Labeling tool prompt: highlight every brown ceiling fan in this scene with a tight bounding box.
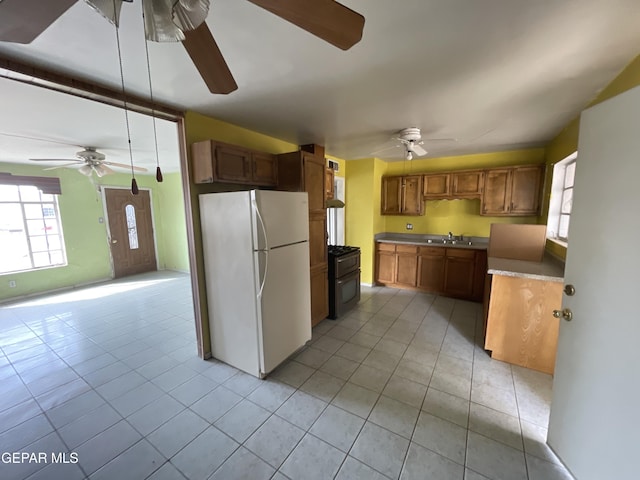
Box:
[0,0,365,95]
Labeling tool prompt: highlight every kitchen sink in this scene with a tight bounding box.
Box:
[425,238,473,246]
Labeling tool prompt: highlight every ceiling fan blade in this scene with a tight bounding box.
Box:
[30,158,82,162]
[42,162,84,171]
[182,22,238,94]
[246,0,364,50]
[411,144,428,157]
[103,161,148,172]
[0,0,78,43]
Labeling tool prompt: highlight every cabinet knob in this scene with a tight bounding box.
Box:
[552,308,573,321]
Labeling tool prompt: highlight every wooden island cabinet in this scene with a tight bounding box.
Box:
[484,274,563,374]
[375,242,486,301]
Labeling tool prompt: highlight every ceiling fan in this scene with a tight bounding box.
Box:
[0,0,365,95]
[30,147,148,177]
[370,127,445,160]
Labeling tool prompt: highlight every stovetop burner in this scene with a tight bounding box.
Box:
[328,245,360,257]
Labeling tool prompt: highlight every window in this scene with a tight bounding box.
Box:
[0,184,67,274]
[547,152,577,243]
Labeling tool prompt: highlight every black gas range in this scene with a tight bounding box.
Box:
[327,245,361,319]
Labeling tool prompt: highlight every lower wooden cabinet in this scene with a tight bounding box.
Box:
[395,245,419,287]
[375,242,486,301]
[417,247,445,292]
[443,249,475,298]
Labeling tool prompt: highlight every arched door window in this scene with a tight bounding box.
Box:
[125,204,139,249]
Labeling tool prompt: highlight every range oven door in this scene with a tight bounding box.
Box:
[335,268,361,317]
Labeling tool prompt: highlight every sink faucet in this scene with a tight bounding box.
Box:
[448,231,453,240]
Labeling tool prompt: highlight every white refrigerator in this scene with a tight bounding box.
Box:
[199,190,312,378]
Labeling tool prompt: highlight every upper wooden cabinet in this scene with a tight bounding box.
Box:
[481,165,544,216]
[423,170,484,200]
[325,167,335,200]
[381,175,424,215]
[423,173,451,198]
[276,151,326,213]
[191,140,277,187]
[452,170,484,198]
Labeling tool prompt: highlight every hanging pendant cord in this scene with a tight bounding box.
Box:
[113,0,136,181]
[141,1,161,172]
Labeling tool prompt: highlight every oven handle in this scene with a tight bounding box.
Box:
[337,269,360,284]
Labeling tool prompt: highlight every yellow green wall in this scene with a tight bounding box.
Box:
[543,53,640,259]
[0,163,188,302]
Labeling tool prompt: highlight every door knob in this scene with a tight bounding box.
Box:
[564,284,576,296]
[553,308,573,321]
[111,239,118,244]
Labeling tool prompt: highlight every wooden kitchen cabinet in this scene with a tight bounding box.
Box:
[395,245,419,287]
[381,176,424,215]
[191,140,277,186]
[451,170,484,198]
[481,165,544,216]
[423,173,451,198]
[417,246,445,292]
[325,167,335,200]
[277,149,328,326]
[443,248,475,298]
[375,242,486,301]
[375,243,397,284]
[484,274,562,374]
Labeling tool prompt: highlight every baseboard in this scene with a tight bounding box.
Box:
[0,276,112,305]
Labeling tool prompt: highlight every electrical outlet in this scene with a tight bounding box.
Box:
[8,280,16,288]
[406,223,413,230]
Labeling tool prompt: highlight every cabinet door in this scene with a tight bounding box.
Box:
[417,253,445,292]
[444,249,475,298]
[375,249,397,284]
[481,169,511,215]
[303,153,326,213]
[452,171,484,197]
[191,140,214,183]
[215,145,252,183]
[325,168,335,200]
[423,173,451,198]
[308,213,327,269]
[510,165,543,215]
[310,266,328,327]
[252,152,277,186]
[402,175,424,215]
[395,245,419,287]
[381,177,402,215]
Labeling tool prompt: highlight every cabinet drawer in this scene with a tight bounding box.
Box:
[446,248,476,259]
[396,244,418,254]
[419,246,445,256]
[377,242,397,252]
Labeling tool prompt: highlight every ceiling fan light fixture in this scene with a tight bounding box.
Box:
[406,151,413,161]
[78,164,93,176]
[94,164,109,177]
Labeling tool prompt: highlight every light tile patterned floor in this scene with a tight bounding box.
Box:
[0,272,574,479]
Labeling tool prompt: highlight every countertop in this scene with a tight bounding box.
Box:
[374,232,489,250]
[487,254,565,282]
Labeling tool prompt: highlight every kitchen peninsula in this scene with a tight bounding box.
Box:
[483,253,565,374]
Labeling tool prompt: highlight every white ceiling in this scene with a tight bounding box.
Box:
[1,0,639,169]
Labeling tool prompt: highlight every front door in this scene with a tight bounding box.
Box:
[104,188,157,278]
[548,86,640,479]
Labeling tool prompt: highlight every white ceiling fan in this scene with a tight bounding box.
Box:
[30,147,148,177]
[371,127,455,160]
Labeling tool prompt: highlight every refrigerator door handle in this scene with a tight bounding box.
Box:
[253,199,269,297]
[257,250,269,298]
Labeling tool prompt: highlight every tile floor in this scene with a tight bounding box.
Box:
[0,271,574,480]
